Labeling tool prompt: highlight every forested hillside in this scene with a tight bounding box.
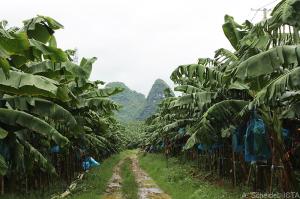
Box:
[138,79,174,120]
[106,82,146,121]
[106,79,173,121]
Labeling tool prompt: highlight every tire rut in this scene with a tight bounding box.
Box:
[130,155,171,199]
[102,160,124,199]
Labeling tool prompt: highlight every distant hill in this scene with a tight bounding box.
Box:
[106,82,146,121]
[137,79,174,120]
[106,79,173,121]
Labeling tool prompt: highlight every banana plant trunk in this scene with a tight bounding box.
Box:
[270,129,296,191]
[261,108,297,191]
[0,176,4,195]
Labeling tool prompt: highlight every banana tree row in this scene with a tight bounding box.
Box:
[0,16,125,193]
[142,0,300,192]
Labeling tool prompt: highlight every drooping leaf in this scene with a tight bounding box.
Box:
[79,57,97,79]
[0,155,7,175]
[269,0,300,29]
[174,85,203,94]
[253,67,300,106]
[48,35,57,47]
[4,96,77,127]
[16,135,56,174]
[235,45,300,81]
[0,127,8,139]
[0,58,10,78]
[23,15,63,43]
[169,92,216,109]
[80,87,124,98]
[24,60,92,82]
[281,101,300,119]
[0,30,30,58]
[222,15,246,50]
[80,97,119,112]
[184,100,249,149]
[0,69,70,101]
[215,48,238,61]
[171,64,228,86]
[0,108,69,146]
[29,39,68,62]
[163,119,195,132]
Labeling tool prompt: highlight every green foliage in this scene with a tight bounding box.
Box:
[141,0,300,191]
[143,0,300,152]
[185,100,249,149]
[0,155,7,175]
[222,15,247,50]
[0,108,69,146]
[0,15,125,194]
[235,45,300,82]
[121,121,147,149]
[269,0,300,29]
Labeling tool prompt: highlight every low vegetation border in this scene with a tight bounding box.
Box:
[138,152,245,199]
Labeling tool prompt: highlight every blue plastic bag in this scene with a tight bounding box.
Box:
[178,128,186,135]
[232,128,243,153]
[50,145,60,153]
[283,128,291,147]
[160,142,165,149]
[244,114,271,162]
[197,144,208,151]
[82,160,90,171]
[82,157,100,170]
[88,157,100,167]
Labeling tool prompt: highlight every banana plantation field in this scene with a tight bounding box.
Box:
[1,0,300,198]
[0,15,126,197]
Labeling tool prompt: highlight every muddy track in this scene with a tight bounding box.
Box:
[130,154,171,199]
[102,153,171,199]
[102,160,124,199]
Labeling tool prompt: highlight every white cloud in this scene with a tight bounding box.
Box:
[1,0,279,95]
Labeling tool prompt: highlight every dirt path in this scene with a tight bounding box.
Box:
[102,160,124,199]
[130,154,171,199]
[102,152,171,199]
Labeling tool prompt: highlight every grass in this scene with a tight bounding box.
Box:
[71,153,123,199]
[138,152,244,199]
[71,150,135,199]
[120,158,138,199]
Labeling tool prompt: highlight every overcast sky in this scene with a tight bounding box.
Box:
[1,0,279,95]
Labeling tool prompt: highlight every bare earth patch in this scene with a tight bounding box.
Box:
[130,155,171,199]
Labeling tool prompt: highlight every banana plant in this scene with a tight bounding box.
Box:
[0,15,126,193]
[142,0,300,191]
